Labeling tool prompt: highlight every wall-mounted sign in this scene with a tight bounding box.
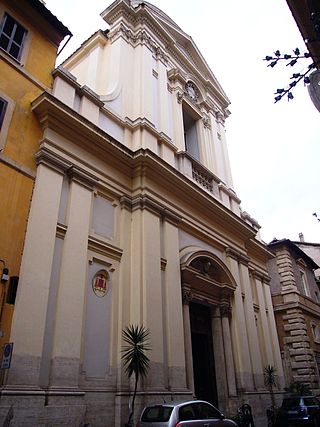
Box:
[92,270,109,298]
[308,69,320,113]
[1,342,13,369]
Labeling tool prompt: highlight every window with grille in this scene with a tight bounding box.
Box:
[0,13,27,61]
[0,97,8,130]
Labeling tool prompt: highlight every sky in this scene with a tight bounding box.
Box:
[46,0,320,244]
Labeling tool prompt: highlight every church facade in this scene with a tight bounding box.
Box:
[4,1,284,425]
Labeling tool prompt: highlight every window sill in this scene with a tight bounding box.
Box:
[0,47,22,66]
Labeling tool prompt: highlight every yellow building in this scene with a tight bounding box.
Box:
[0,0,71,350]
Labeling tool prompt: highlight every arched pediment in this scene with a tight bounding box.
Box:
[180,247,236,305]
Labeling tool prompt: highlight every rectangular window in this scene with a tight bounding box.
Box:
[300,270,310,297]
[183,107,200,161]
[0,13,27,61]
[312,324,320,343]
[0,97,8,130]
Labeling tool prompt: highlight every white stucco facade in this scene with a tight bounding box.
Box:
[4,1,283,426]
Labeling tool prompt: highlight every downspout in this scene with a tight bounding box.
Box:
[57,33,73,57]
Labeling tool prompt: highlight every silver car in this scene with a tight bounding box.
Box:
[137,399,238,426]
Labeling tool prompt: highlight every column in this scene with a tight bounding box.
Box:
[227,254,254,391]
[163,218,186,390]
[182,289,194,394]
[220,304,237,397]
[50,175,93,387]
[8,163,64,386]
[211,307,228,409]
[239,262,264,389]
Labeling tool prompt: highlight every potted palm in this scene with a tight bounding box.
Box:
[121,324,150,427]
[264,365,277,426]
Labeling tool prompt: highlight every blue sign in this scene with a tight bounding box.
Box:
[1,343,13,369]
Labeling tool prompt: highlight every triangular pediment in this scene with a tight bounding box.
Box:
[141,2,228,100]
[102,0,229,105]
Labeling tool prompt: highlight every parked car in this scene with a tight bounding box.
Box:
[275,395,320,426]
[137,399,238,426]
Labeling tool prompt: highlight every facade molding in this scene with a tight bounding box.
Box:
[35,146,72,174]
[56,223,67,239]
[88,235,123,261]
[119,194,182,225]
[67,165,99,191]
[108,23,169,65]
[225,247,250,265]
[249,267,270,284]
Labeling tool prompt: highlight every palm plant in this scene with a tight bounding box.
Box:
[264,365,277,408]
[121,324,150,426]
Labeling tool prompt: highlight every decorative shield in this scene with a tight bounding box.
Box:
[92,270,109,297]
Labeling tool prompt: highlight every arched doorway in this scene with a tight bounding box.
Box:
[180,251,236,407]
[190,301,217,405]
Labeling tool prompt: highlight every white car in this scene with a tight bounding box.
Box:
[137,400,238,427]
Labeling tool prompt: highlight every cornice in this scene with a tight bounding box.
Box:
[249,267,270,284]
[225,247,250,265]
[130,150,256,242]
[35,145,99,190]
[31,93,257,244]
[124,116,176,151]
[88,235,123,261]
[246,238,275,264]
[67,165,99,191]
[119,194,182,225]
[35,145,72,174]
[31,91,133,167]
[108,23,169,65]
[53,67,104,108]
[161,258,167,271]
[56,223,67,239]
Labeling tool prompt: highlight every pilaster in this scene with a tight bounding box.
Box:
[211,306,228,410]
[8,164,64,386]
[182,288,194,394]
[163,218,186,390]
[220,304,237,397]
[50,178,92,387]
[226,254,254,391]
[239,262,264,389]
[253,272,274,366]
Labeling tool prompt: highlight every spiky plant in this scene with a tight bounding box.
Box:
[121,324,150,426]
[264,365,277,408]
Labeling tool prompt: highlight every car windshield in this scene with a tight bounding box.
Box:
[141,405,174,422]
[303,397,319,406]
[282,398,301,408]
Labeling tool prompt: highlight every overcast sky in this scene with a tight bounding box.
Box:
[46,0,320,244]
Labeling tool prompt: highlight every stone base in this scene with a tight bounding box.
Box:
[0,387,287,426]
